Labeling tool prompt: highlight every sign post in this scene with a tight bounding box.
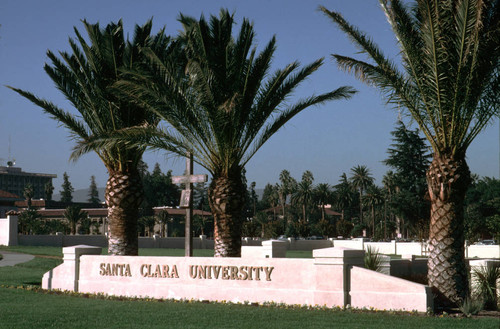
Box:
[172,152,208,257]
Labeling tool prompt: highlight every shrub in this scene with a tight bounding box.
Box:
[364,246,382,272]
[459,297,483,317]
[471,265,500,310]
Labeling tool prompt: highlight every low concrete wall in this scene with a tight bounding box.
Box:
[467,245,500,259]
[0,215,18,246]
[350,267,432,311]
[43,246,432,312]
[15,232,499,259]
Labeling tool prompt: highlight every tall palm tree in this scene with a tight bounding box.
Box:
[350,165,375,225]
[334,173,354,221]
[293,175,315,222]
[115,10,356,256]
[382,171,397,238]
[364,185,384,237]
[315,183,332,221]
[321,0,500,306]
[9,20,173,255]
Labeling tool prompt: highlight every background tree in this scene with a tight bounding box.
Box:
[63,205,88,235]
[315,183,332,221]
[293,171,315,223]
[384,121,431,238]
[464,176,500,242]
[117,9,355,256]
[333,173,356,222]
[364,185,384,238]
[143,163,180,210]
[10,20,173,255]
[60,172,74,203]
[277,170,297,227]
[322,0,500,306]
[44,181,54,201]
[88,175,100,205]
[23,184,34,209]
[18,209,42,234]
[350,165,374,226]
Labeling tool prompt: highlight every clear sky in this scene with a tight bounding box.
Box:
[0,0,498,193]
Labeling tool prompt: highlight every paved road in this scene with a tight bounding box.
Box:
[0,251,34,267]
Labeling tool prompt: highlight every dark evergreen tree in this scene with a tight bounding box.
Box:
[465,176,500,242]
[88,175,100,205]
[143,163,180,209]
[383,121,431,238]
[60,172,74,203]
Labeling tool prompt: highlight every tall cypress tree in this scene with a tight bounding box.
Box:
[60,172,74,203]
[88,175,100,205]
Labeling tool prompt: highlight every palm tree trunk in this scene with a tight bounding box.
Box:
[426,154,470,308]
[105,170,143,256]
[359,189,363,225]
[209,174,246,257]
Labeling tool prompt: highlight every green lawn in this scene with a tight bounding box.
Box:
[0,245,312,258]
[0,246,498,329]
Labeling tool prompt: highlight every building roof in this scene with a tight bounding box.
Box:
[153,207,212,217]
[0,166,57,178]
[0,190,22,200]
[32,207,212,218]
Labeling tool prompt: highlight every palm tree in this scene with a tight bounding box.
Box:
[23,184,34,210]
[293,175,315,222]
[321,0,500,306]
[364,185,384,237]
[334,173,354,221]
[350,165,375,225]
[64,205,88,235]
[382,171,397,238]
[9,20,173,255]
[277,170,297,225]
[115,10,356,257]
[315,183,332,221]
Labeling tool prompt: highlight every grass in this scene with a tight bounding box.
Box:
[0,245,312,258]
[1,246,498,328]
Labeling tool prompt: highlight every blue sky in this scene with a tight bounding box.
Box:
[0,0,498,192]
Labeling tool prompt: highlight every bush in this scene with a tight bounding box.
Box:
[364,246,382,272]
[459,297,484,317]
[471,265,500,310]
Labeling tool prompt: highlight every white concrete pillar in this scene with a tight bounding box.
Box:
[313,247,365,306]
[42,245,102,292]
[0,215,18,246]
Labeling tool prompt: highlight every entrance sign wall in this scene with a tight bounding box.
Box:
[42,245,432,312]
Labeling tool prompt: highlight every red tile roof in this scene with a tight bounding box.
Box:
[0,190,21,199]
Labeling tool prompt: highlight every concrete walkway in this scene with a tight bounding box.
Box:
[0,251,34,267]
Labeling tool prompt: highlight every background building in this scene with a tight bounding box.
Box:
[0,164,56,199]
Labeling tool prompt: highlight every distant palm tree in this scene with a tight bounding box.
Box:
[350,165,374,225]
[315,183,332,221]
[382,171,397,238]
[277,170,297,225]
[293,178,315,222]
[113,10,356,256]
[9,20,174,255]
[23,184,34,210]
[321,0,500,306]
[364,185,384,237]
[333,173,354,221]
[63,205,88,235]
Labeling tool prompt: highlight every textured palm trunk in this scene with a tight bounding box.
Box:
[105,170,143,256]
[209,174,246,257]
[426,154,470,308]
